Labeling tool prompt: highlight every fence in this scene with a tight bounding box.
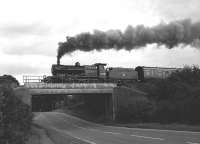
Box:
[23,75,46,83]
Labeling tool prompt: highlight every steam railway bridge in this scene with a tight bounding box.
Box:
[23,76,147,121]
[23,76,118,120]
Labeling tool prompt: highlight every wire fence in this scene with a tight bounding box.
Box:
[23,75,46,83]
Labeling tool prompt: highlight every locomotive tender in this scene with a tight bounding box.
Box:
[43,62,180,83]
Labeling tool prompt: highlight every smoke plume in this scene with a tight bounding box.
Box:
[57,19,200,64]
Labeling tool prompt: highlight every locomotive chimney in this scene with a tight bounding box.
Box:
[57,57,60,65]
[57,42,63,65]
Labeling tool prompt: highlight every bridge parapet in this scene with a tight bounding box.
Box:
[24,82,117,89]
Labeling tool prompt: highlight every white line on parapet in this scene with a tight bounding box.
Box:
[130,134,164,140]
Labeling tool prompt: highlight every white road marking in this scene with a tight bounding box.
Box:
[108,125,200,134]
[130,134,164,140]
[71,135,97,144]
[62,129,97,144]
[74,125,85,129]
[89,129,99,131]
[186,142,200,144]
[104,131,122,135]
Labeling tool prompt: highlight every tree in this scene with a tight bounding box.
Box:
[0,75,32,144]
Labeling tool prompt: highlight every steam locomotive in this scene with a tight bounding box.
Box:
[43,62,180,83]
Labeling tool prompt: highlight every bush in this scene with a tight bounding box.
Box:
[148,66,200,124]
[0,75,19,88]
[0,77,33,144]
[116,99,154,123]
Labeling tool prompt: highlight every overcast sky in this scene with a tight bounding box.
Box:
[0,0,200,83]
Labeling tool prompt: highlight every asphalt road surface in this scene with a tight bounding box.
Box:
[34,112,200,144]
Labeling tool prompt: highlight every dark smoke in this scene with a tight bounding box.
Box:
[57,19,200,64]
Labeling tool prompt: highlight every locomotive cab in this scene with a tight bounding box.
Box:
[135,66,144,82]
[94,63,107,79]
